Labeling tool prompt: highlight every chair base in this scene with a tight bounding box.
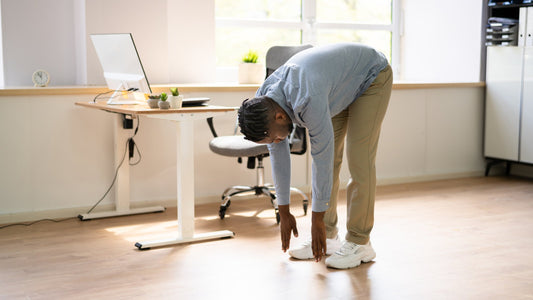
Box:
[218,184,309,224]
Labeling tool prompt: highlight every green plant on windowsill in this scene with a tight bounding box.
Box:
[242,50,259,64]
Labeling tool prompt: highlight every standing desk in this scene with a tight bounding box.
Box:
[75,102,236,249]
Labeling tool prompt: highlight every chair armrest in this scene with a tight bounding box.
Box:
[206,117,218,138]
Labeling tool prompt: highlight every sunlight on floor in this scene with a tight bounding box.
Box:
[105,220,179,242]
[199,215,220,221]
[104,207,281,243]
[199,209,277,220]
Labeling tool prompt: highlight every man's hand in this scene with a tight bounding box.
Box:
[278,204,298,252]
[311,211,327,262]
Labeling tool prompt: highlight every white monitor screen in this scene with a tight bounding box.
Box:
[90,33,151,103]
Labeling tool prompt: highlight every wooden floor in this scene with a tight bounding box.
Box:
[1,176,532,299]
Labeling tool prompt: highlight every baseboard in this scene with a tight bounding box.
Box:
[0,199,177,225]
[376,171,485,186]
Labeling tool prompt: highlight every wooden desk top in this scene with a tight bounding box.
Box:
[75,101,237,115]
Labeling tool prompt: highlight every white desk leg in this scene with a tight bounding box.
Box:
[135,119,234,250]
[177,119,195,239]
[79,114,165,220]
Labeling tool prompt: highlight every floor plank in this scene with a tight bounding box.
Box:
[0,176,532,299]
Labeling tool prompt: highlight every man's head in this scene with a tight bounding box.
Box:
[238,96,293,144]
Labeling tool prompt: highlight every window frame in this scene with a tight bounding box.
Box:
[215,0,402,80]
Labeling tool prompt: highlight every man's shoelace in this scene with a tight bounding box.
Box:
[338,241,358,254]
[300,236,339,248]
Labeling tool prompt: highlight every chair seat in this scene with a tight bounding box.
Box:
[209,135,304,157]
[209,135,270,157]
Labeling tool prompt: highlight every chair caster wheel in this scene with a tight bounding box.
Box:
[219,200,231,219]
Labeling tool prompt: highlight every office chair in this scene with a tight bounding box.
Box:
[207,44,312,224]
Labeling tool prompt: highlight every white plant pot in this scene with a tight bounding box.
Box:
[238,63,265,84]
[169,95,183,109]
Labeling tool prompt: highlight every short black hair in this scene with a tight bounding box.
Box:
[238,96,276,142]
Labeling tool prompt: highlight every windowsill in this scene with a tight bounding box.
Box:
[0,82,485,96]
[391,81,485,89]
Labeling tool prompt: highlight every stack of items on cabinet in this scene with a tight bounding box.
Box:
[488,0,533,6]
[486,17,519,46]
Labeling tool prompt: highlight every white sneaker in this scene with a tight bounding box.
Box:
[288,235,342,260]
[325,241,376,269]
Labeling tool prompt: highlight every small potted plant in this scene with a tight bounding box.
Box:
[158,92,170,109]
[147,94,160,108]
[169,87,183,109]
[238,49,265,84]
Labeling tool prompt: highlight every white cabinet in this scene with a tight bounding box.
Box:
[521,47,533,163]
[484,6,533,173]
[484,47,523,161]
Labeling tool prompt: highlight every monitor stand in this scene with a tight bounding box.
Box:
[107,84,145,105]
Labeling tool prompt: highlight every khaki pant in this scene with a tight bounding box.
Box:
[325,65,393,245]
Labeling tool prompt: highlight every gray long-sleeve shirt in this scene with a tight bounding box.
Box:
[255,43,389,212]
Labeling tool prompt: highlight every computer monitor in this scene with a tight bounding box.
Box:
[90,33,152,104]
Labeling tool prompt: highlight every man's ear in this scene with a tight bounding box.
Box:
[274,111,286,121]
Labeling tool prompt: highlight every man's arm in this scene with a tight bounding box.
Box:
[268,139,298,252]
[297,98,335,213]
[267,139,291,206]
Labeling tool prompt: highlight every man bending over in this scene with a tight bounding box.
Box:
[238,43,392,269]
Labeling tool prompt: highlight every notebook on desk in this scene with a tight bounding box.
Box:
[182,97,210,106]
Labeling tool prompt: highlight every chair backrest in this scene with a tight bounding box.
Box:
[289,125,307,155]
[265,45,313,79]
[265,45,313,156]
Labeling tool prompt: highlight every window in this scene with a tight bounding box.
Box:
[215,0,400,81]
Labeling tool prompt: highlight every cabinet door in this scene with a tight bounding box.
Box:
[484,46,524,161]
[520,47,533,163]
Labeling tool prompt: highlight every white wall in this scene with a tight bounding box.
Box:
[0,89,253,216]
[0,86,486,222]
[0,0,77,86]
[400,0,484,82]
[375,87,485,182]
[73,0,87,85]
[208,0,484,83]
[0,0,215,87]
[166,0,216,83]
[85,0,216,85]
[85,0,169,85]
[0,2,4,85]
